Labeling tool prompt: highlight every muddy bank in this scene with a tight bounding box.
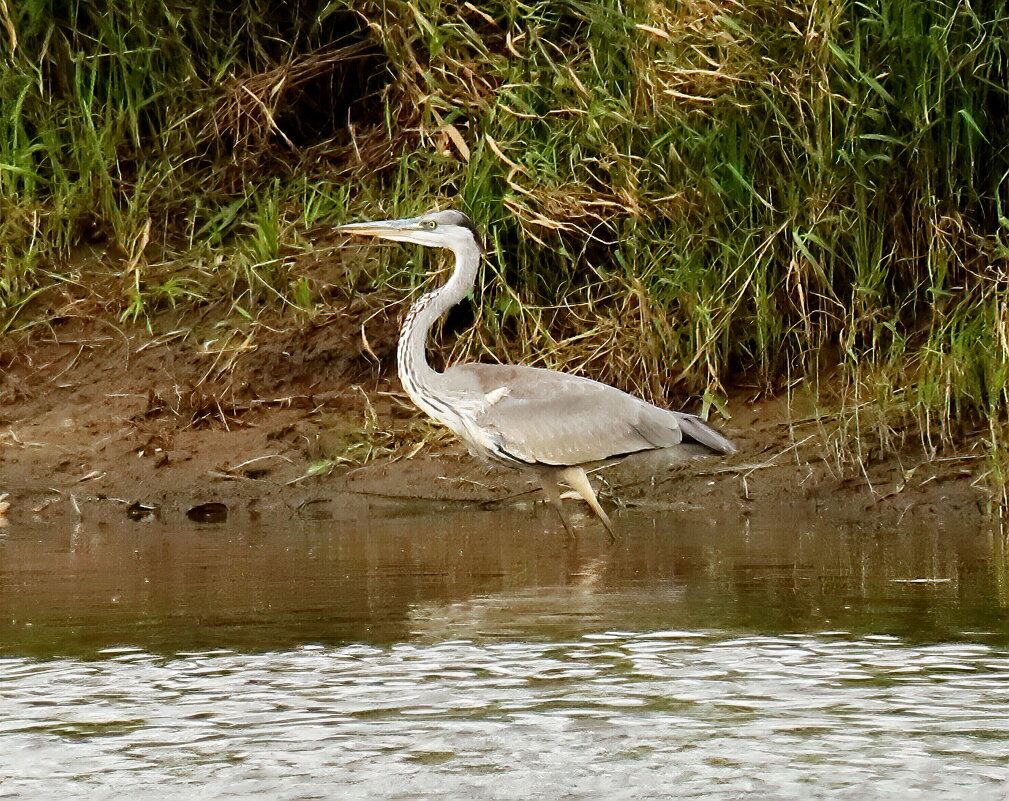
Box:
[0,312,992,534]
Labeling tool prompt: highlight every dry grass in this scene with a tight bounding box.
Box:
[206,41,374,162]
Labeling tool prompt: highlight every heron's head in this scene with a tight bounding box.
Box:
[336,209,483,254]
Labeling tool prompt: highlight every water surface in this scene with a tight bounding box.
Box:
[2,506,1008,798]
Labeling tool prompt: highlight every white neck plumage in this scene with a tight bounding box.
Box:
[396,231,483,418]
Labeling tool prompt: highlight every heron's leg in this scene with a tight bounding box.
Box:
[536,469,576,539]
[559,466,616,542]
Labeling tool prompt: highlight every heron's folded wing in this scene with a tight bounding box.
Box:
[449,364,684,465]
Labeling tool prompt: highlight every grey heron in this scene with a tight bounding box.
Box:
[336,209,736,537]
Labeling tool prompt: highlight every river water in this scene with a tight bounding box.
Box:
[2,504,1009,799]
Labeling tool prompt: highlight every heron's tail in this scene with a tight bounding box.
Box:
[672,412,737,455]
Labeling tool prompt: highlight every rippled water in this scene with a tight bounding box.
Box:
[2,504,1009,799]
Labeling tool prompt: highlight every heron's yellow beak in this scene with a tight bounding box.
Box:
[335,218,419,239]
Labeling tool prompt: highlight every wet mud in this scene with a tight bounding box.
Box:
[0,314,992,534]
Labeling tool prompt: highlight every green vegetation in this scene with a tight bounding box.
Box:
[1,1,1008,485]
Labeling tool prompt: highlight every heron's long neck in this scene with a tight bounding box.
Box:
[397,236,481,408]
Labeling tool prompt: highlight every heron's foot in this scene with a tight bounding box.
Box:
[536,472,578,541]
[557,514,578,542]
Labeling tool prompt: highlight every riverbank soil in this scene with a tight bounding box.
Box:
[0,307,992,534]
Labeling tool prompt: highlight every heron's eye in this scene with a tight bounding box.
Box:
[421,220,438,231]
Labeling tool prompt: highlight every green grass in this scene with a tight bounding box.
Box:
[1,0,1008,481]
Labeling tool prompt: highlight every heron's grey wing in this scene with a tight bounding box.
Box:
[444,364,693,465]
